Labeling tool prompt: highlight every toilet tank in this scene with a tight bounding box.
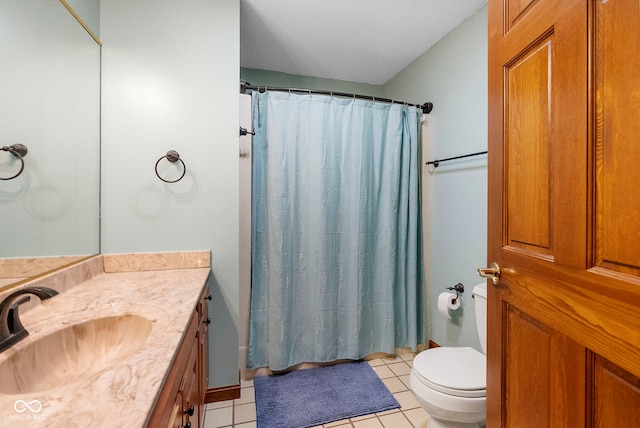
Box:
[472,282,488,354]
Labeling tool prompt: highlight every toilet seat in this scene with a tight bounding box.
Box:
[413,347,486,398]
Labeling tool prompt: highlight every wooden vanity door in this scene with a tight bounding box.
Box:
[487,0,640,426]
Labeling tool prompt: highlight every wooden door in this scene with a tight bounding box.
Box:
[487,0,640,426]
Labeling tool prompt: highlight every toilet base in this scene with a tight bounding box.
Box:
[410,369,485,428]
[428,416,485,428]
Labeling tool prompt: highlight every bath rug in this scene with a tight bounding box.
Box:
[253,360,400,428]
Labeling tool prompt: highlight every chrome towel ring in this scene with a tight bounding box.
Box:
[1,144,28,180]
[155,150,186,183]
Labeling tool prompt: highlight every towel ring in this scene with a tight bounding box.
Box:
[1,144,28,180]
[155,150,186,183]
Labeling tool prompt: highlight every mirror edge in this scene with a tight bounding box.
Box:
[0,254,100,293]
[59,0,101,46]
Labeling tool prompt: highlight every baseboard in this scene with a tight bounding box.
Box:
[428,340,440,349]
[206,384,241,403]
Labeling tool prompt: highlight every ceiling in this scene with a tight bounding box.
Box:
[240,0,487,86]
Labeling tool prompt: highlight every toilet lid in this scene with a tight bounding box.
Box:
[413,347,486,398]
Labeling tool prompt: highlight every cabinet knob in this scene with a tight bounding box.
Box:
[184,405,195,416]
[182,422,191,428]
[204,318,211,325]
[206,294,212,301]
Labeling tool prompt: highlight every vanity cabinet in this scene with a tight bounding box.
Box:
[147,285,210,428]
[197,288,210,424]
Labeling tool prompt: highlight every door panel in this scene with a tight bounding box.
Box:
[506,0,540,30]
[504,306,586,427]
[504,306,551,425]
[594,0,640,276]
[593,356,640,426]
[505,38,552,257]
[488,0,640,425]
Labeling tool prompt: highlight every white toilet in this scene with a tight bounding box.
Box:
[410,283,487,428]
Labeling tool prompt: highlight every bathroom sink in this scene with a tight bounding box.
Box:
[0,314,152,394]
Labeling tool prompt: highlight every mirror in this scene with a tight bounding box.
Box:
[62,0,100,42]
[0,0,101,290]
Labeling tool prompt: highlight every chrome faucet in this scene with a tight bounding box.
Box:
[0,287,58,353]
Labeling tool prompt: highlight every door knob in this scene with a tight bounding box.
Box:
[478,262,501,285]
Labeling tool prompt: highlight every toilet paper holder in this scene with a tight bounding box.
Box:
[446,283,464,304]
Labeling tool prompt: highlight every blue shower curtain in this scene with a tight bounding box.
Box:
[248,91,424,371]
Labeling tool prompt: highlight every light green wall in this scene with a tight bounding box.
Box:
[241,67,386,98]
[100,0,240,388]
[385,5,488,351]
[97,2,487,389]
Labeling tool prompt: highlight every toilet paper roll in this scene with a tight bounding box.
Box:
[437,292,461,319]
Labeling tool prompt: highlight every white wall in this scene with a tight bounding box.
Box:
[384,5,488,350]
[100,0,240,387]
[240,67,386,98]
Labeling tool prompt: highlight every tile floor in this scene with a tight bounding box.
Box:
[203,352,430,428]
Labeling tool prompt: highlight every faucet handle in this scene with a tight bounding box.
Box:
[7,296,30,334]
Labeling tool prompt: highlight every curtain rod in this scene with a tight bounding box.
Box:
[242,83,433,114]
[425,151,488,168]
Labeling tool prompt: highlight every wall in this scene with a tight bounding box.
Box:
[100,0,239,388]
[241,67,386,97]
[241,6,488,352]
[384,5,488,351]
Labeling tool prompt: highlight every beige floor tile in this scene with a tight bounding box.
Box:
[367,358,386,367]
[322,419,351,428]
[235,422,257,428]
[393,390,422,410]
[399,374,411,390]
[204,406,233,428]
[381,355,402,364]
[234,402,257,424]
[207,400,233,410]
[382,376,408,393]
[403,407,430,428]
[350,413,379,422]
[375,408,400,417]
[399,352,416,362]
[253,368,271,377]
[370,365,394,379]
[352,417,384,428]
[387,362,412,377]
[240,378,255,388]
[379,412,413,428]
[324,424,353,428]
[234,386,255,405]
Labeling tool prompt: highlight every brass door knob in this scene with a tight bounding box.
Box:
[478,262,501,285]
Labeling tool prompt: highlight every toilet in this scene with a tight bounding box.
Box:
[410,283,487,428]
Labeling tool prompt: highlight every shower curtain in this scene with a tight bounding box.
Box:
[248,91,424,371]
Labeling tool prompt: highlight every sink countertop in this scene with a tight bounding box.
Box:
[0,256,210,427]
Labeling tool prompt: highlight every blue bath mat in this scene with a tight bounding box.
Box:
[253,360,400,428]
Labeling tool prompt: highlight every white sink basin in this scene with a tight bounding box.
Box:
[0,314,152,394]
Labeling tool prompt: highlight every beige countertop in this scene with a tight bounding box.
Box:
[0,253,210,427]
